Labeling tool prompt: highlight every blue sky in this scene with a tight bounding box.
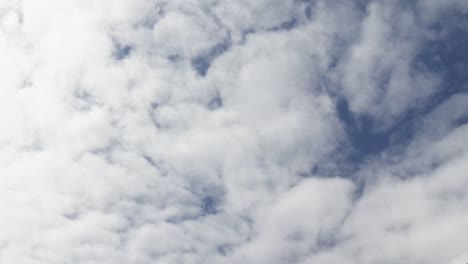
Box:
[335,8,468,164]
[0,0,468,263]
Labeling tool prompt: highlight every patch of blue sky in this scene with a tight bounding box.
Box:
[192,39,231,76]
[336,10,468,168]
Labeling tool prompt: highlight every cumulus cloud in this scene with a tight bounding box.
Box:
[0,0,467,263]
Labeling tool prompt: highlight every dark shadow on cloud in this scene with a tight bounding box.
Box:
[351,178,367,202]
[63,211,80,220]
[238,28,256,44]
[201,195,218,215]
[192,39,231,76]
[167,180,225,222]
[303,1,315,21]
[142,154,163,171]
[148,102,163,129]
[90,142,117,158]
[315,232,339,252]
[20,78,32,89]
[216,244,233,256]
[197,183,224,216]
[132,3,164,29]
[165,194,222,223]
[167,54,182,63]
[113,41,133,60]
[354,0,372,13]
[208,92,223,110]
[268,17,298,32]
[88,140,124,165]
[148,111,162,129]
[385,222,412,234]
[22,136,44,152]
[72,88,101,111]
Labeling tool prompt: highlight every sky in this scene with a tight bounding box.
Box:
[0,0,468,263]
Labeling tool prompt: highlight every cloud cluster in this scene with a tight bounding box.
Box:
[0,0,467,263]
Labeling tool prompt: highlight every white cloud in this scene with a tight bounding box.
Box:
[0,0,467,263]
[339,1,441,130]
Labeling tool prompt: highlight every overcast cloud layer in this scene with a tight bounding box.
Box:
[1,0,468,263]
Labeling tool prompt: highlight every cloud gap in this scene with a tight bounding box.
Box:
[201,195,218,215]
[207,92,223,110]
[191,39,231,76]
[330,12,468,177]
[113,42,133,61]
[267,17,299,32]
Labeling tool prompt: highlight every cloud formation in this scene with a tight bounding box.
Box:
[0,0,467,263]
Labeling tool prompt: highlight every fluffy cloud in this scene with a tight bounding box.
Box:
[0,0,467,263]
